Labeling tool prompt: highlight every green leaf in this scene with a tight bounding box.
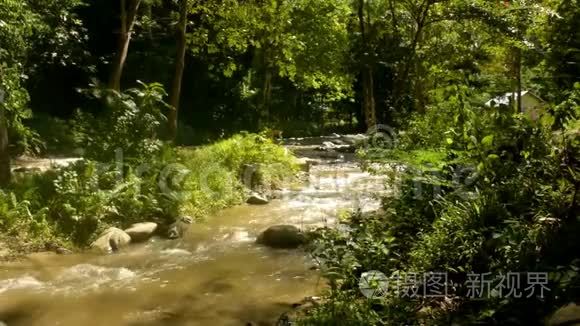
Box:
[482,135,494,147]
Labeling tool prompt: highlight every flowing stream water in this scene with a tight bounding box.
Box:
[0,137,387,326]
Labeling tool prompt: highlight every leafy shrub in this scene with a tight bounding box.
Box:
[26,113,83,155]
[77,81,170,162]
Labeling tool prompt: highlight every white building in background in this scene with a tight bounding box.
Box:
[485,91,547,120]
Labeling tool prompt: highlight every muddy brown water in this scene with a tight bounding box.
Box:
[0,148,388,326]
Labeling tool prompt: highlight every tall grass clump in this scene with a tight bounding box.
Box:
[171,133,298,218]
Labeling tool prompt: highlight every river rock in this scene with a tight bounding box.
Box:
[167,216,193,239]
[44,242,72,255]
[296,158,310,172]
[247,193,269,205]
[548,303,580,326]
[321,141,336,149]
[90,227,131,253]
[124,222,158,242]
[257,225,306,249]
[341,134,367,145]
[12,166,42,173]
[335,144,355,153]
[55,247,73,255]
[296,158,320,172]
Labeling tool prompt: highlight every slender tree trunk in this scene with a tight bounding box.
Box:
[389,0,399,37]
[262,69,273,125]
[414,45,427,113]
[515,48,522,113]
[109,0,142,91]
[0,104,10,187]
[509,46,522,113]
[358,0,376,129]
[0,73,9,186]
[365,68,376,128]
[168,0,189,142]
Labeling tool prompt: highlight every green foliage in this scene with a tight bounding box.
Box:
[297,290,383,326]
[0,0,85,155]
[409,195,497,274]
[0,132,297,247]
[176,133,298,217]
[77,81,170,162]
[304,84,580,324]
[25,114,83,155]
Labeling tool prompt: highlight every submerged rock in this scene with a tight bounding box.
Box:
[124,222,158,242]
[321,141,336,149]
[44,242,72,255]
[296,158,311,172]
[257,225,307,249]
[12,166,42,173]
[0,276,43,296]
[90,227,131,253]
[167,216,193,239]
[247,193,269,205]
[296,158,320,172]
[341,134,367,145]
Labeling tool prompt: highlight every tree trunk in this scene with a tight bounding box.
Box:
[515,48,522,113]
[358,0,376,129]
[389,0,399,37]
[109,0,142,91]
[363,68,376,128]
[414,52,426,113]
[168,0,189,142]
[0,104,10,187]
[262,69,273,126]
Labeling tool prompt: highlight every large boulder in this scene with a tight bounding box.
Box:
[90,227,131,253]
[124,222,158,242]
[256,225,307,249]
[247,193,269,205]
[167,216,193,239]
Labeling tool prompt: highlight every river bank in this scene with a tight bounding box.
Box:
[0,134,299,261]
[0,134,390,326]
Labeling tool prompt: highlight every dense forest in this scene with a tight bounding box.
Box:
[0,0,579,325]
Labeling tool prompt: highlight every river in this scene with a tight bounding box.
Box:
[0,136,387,326]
